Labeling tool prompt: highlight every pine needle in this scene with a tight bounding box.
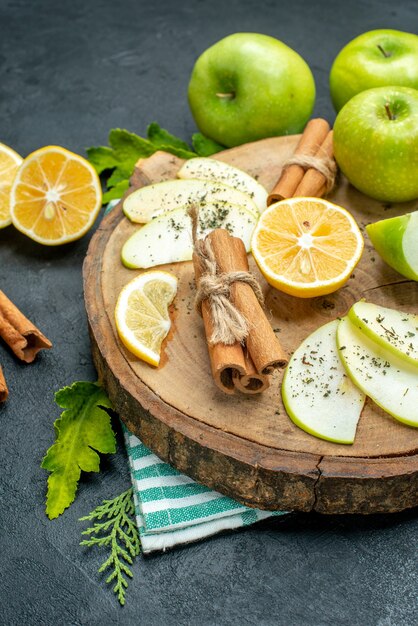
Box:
[80,487,140,605]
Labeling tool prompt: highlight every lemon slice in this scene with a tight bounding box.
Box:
[115,271,178,366]
[10,146,102,245]
[0,142,23,229]
[251,197,364,298]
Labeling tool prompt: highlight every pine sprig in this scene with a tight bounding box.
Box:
[80,488,140,605]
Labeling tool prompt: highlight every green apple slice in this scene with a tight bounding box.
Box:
[177,157,268,213]
[366,211,418,281]
[121,202,257,269]
[348,301,418,367]
[123,178,259,223]
[337,316,418,427]
[282,320,366,444]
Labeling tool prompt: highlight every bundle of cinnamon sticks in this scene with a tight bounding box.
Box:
[267,118,336,205]
[0,289,52,402]
[192,228,287,395]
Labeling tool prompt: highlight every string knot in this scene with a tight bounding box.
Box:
[283,150,337,193]
[188,205,264,346]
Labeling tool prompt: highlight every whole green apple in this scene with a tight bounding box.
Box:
[333,86,418,202]
[188,33,315,147]
[330,29,418,112]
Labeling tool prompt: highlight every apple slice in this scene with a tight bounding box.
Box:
[123,178,259,223]
[366,211,418,281]
[121,203,257,269]
[337,316,418,428]
[282,320,366,444]
[348,301,418,367]
[177,157,268,213]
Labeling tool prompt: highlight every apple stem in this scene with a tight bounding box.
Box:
[377,44,391,58]
[384,102,396,121]
[216,92,235,100]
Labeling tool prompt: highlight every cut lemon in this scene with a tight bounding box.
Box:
[10,146,102,245]
[0,143,23,229]
[115,271,178,367]
[251,197,364,298]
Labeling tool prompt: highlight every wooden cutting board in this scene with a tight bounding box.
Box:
[83,135,418,514]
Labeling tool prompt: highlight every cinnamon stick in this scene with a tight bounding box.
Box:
[0,290,52,363]
[207,229,288,374]
[232,351,270,394]
[0,366,8,403]
[293,130,335,197]
[193,251,246,395]
[267,118,330,205]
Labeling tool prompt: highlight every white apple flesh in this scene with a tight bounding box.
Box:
[178,158,268,213]
[348,301,418,366]
[123,178,259,223]
[121,203,257,269]
[282,320,366,444]
[337,316,418,427]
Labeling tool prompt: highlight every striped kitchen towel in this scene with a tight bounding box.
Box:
[124,427,287,553]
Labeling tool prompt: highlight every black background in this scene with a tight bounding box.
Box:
[1,1,417,624]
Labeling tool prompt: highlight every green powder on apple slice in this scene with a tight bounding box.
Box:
[337,316,418,428]
[121,202,257,269]
[348,301,418,367]
[282,320,366,444]
[123,178,259,223]
[177,157,268,213]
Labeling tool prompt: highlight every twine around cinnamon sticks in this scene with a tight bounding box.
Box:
[190,206,287,395]
[267,118,337,205]
[0,289,52,402]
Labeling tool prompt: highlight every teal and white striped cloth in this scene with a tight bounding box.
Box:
[124,427,287,553]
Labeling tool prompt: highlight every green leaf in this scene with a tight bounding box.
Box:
[86,146,119,175]
[147,122,191,152]
[103,180,130,204]
[80,488,140,606]
[41,382,115,520]
[192,133,225,157]
[108,128,155,175]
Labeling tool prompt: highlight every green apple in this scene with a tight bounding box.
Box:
[123,179,259,223]
[178,157,268,212]
[188,33,315,148]
[121,203,257,268]
[337,316,418,428]
[330,29,418,112]
[333,86,418,202]
[366,211,418,281]
[282,320,365,444]
[348,301,418,367]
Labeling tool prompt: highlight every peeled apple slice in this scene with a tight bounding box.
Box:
[123,179,259,223]
[121,202,257,269]
[282,320,366,444]
[177,157,268,213]
[348,301,418,367]
[337,316,418,428]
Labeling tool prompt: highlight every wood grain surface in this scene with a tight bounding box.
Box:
[83,135,418,514]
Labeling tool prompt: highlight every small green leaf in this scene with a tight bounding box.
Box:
[41,382,115,519]
[192,132,225,156]
[102,180,130,204]
[109,128,155,174]
[86,146,119,174]
[147,122,190,151]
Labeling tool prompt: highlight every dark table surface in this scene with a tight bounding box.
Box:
[1,1,417,624]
